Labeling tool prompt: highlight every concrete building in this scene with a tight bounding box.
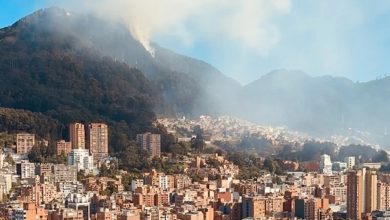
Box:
[131,179,144,192]
[0,152,4,169]
[118,210,140,220]
[347,169,364,220]
[11,203,48,220]
[48,208,84,220]
[365,169,378,213]
[345,156,356,169]
[242,196,266,219]
[96,208,118,220]
[0,173,12,194]
[86,123,108,162]
[19,183,57,205]
[68,149,94,171]
[66,193,91,220]
[70,123,85,149]
[332,162,347,171]
[35,163,53,176]
[56,140,72,155]
[320,154,332,174]
[16,161,35,179]
[53,164,77,183]
[361,162,382,170]
[303,198,319,220]
[378,181,390,211]
[16,133,35,155]
[295,198,329,220]
[136,133,161,158]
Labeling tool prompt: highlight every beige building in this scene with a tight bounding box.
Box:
[378,181,390,211]
[53,164,77,183]
[56,140,72,155]
[347,169,364,220]
[303,198,319,220]
[242,196,266,219]
[13,203,48,220]
[96,208,118,220]
[16,133,35,155]
[48,208,84,220]
[136,133,161,158]
[86,123,108,162]
[118,210,140,220]
[70,123,85,149]
[365,169,378,213]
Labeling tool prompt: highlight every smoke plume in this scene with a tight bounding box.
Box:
[52,0,291,56]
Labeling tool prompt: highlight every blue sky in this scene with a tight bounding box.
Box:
[1,1,390,84]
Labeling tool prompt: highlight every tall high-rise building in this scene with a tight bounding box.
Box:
[365,169,377,213]
[69,123,85,149]
[347,168,377,219]
[86,123,108,162]
[16,133,35,155]
[136,133,161,158]
[303,198,319,220]
[320,154,332,174]
[347,169,364,220]
[378,181,390,211]
[345,156,356,169]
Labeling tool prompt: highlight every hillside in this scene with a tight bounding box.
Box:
[2,8,390,148]
[0,8,161,154]
[9,7,241,116]
[239,70,390,146]
[0,107,61,139]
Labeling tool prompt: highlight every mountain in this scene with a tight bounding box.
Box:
[239,69,390,146]
[10,7,240,116]
[0,7,243,154]
[2,7,390,148]
[0,8,161,153]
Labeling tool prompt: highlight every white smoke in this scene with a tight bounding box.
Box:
[54,0,291,56]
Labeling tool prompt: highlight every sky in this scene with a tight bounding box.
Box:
[1,0,390,84]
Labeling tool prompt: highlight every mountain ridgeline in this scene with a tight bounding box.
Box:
[0,8,390,147]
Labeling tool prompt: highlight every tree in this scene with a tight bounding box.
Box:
[191,135,205,152]
[263,158,276,174]
[99,164,110,177]
[104,184,118,196]
[373,150,389,163]
[4,154,15,165]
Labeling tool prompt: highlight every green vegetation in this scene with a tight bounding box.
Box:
[28,144,66,164]
[4,154,15,165]
[0,13,161,168]
[277,141,389,164]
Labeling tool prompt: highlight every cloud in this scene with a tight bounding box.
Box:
[53,0,291,56]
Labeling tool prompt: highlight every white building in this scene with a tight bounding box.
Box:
[344,156,356,169]
[68,149,94,172]
[0,173,12,193]
[332,162,347,171]
[159,175,169,190]
[0,152,4,169]
[16,160,35,179]
[320,154,332,174]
